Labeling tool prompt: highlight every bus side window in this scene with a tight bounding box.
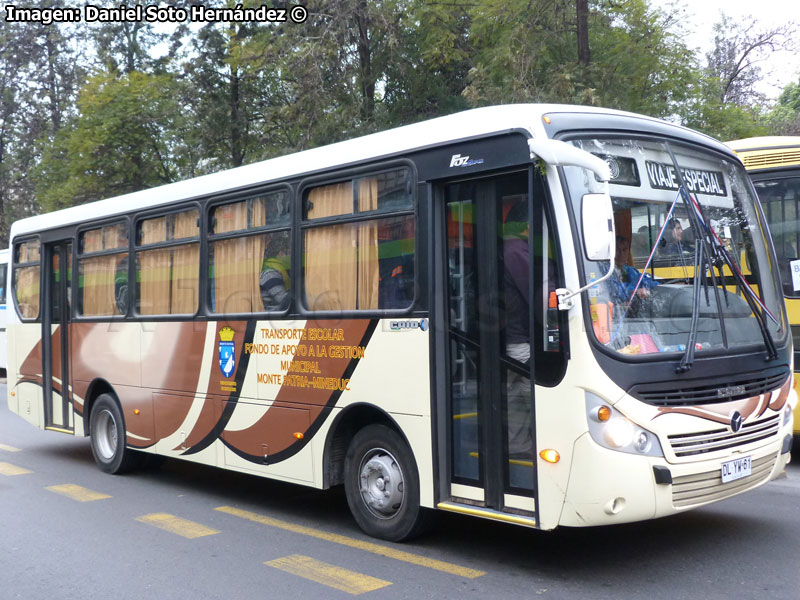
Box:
[13,240,41,319]
[209,191,291,314]
[78,224,128,317]
[303,169,415,312]
[136,208,200,315]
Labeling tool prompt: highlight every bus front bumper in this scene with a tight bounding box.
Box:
[558,432,790,528]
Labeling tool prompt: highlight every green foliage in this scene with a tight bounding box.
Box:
[681,98,768,141]
[767,80,800,135]
[2,0,799,228]
[778,82,800,112]
[35,71,185,210]
[463,0,696,119]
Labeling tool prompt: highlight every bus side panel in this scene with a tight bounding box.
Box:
[212,318,432,494]
[7,323,44,428]
[334,319,433,505]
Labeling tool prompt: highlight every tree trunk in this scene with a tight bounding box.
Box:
[355,0,374,121]
[577,0,591,66]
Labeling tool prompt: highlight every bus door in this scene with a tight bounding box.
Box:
[42,241,73,432]
[440,169,539,520]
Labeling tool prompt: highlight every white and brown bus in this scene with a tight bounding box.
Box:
[6,105,796,541]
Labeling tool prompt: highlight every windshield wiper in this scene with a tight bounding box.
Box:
[665,144,778,372]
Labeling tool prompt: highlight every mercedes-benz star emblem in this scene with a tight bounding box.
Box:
[729,411,743,433]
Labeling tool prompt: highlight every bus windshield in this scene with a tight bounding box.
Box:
[563,137,785,358]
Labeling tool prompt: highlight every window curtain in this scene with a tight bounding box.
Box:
[15,266,40,318]
[358,178,380,310]
[80,226,125,316]
[138,217,170,315]
[305,182,356,310]
[15,242,41,318]
[81,256,119,315]
[171,210,199,313]
[212,201,266,313]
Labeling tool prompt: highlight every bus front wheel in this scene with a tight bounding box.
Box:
[89,393,136,474]
[344,424,429,541]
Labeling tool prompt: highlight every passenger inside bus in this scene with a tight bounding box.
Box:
[502,200,534,460]
[607,233,658,305]
[260,234,290,311]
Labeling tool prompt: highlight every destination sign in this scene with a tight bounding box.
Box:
[645,160,727,197]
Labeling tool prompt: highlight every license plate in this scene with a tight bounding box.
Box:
[721,456,752,483]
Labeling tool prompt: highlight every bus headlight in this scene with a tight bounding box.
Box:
[784,404,793,426]
[586,392,663,457]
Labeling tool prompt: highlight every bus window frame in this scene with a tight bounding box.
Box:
[74,217,132,321]
[11,235,43,322]
[752,172,800,299]
[555,130,789,364]
[132,201,204,319]
[205,184,294,318]
[296,159,420,318]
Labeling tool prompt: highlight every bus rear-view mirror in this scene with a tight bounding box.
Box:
[582,193,614,261]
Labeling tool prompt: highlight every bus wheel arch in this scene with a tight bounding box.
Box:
[84,381,136,474]
[323,403,400,488]
[83,378,117,436]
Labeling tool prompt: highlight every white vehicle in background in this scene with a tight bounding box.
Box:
[0,247,9,373]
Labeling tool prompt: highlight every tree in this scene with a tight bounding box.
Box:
[463,0,696,118]
[680,14,795,140]
[0,6,87,244]
[705,14,795,108]
[767,80,800,135]
[35,71,185,210]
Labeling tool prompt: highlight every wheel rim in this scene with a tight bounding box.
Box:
[94,409,118,461]
[358,447,405,519]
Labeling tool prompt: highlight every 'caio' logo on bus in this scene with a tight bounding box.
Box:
[449,154,485,168]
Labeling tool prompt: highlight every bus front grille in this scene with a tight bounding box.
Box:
[667,414,781,457]
[671,453,777,508]
[629,367,789,406]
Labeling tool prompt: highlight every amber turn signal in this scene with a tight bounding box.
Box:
[539,449,560,463]
[597,405,612,422]
[293,432,304,440]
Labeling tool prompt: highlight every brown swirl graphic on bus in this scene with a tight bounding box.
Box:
[16,318,376,462]
[651,374,792,425]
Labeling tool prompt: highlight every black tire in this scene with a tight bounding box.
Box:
[89,393,137,474]
[344,424,431,542]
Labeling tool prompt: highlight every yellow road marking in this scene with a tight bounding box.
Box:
[46,484,111,502]
[0,462,31,476]
[136,513,220,539]
[216,505,485,579]
[266,554,391,595]
[0,443,21,452]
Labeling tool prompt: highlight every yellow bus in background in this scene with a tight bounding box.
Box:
[727,137,800,434]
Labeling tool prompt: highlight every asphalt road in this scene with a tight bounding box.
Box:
[1,381,799,600]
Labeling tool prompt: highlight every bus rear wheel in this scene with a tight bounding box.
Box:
[89,393,136,474]
[344,424,429,542]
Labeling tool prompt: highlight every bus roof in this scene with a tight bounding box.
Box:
[726,136,800,171]
[10,103,717,240]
